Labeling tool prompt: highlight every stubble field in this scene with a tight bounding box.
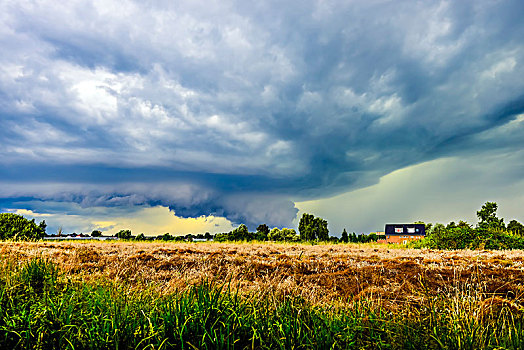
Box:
[1,241,524,349]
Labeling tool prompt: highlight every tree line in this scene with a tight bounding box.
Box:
[118,213,378,243]
[1,201,523,249]
[0,212,376,243]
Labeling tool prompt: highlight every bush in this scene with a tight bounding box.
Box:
[412,226,524,250]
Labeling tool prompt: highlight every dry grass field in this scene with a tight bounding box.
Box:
[2,241,524,348]
[2,241,523,310]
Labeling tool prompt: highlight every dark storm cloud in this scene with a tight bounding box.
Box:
[1,0,523,228]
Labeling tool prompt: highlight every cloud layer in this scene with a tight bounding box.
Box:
[1,0,524,229]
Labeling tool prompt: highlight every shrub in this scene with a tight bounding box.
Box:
[413,226,524,250]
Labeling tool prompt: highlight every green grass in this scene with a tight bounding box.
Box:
[0,258,522,349]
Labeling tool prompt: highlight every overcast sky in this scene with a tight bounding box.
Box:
[1,0,523,235]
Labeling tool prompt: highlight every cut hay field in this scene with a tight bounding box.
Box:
[1,241,524,349]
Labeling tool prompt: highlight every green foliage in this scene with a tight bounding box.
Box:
[341,229,349,243]
[367,233,378,242]
[254,224,269,241]
[90,230,102,237]
[214,224,274,242]
[328,236,340,243]
[161,232,175,241]
[214,224,255,242]
[413,202,524,250]
[344,231,378,243]
[17,258,59,294]
[0,213,46,241]
[231,224,253,241]
[268,227,299,242]
[213,232,229,242]
[477,201,505,230]
[115,229,132,239]
[257,224,269,236]
[298,213,329,241]
[508,220,524,236]
[414,226,478,249]
[298,213,315,241]
[1,258,524,349]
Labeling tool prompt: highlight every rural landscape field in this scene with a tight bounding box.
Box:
[2,0,524,349]
[2,240,524,349]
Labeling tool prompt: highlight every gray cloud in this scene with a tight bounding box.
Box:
[1,0,523,228]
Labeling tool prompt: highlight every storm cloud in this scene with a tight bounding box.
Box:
[1,0,523,229]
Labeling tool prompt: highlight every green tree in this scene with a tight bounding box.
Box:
[257,224,269,236]
[38,220,47,235]
[115,229,132,239]
[255,224,269,241]
[0,213,46,240]
[161,233,174,241]
[367,233,378,242]
[91,230,102,237]
[213,232,228,242]
[281,228,299,241]
[268,227,298,242]
[477,202,505,229]
[268,228,281,241]
[230,224,252,241]
[507,220,524,236]
[298,213,329,241]
[298,213,315,241]
[457,220,472,229]
[341,229,349,243]
[315,217,329,241]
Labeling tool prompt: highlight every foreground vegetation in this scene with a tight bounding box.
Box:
[1,202,524,348]
[1,242,524,349]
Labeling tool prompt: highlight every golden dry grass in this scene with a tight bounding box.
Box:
[2,241,524,311]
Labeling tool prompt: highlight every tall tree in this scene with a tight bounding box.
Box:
[298,213,329,241]
[298,213,316,241]
[314,217,329,241]
[477,202,505,229]
[341,228,349,243]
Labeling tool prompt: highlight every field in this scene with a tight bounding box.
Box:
[1,241,524,349]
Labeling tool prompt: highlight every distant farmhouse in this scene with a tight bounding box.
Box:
[377,224,425,244]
